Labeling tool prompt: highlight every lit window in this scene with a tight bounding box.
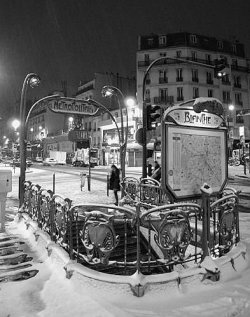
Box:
[190,34,197,43]
[159,35,167,46]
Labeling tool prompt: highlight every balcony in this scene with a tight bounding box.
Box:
[159,78,168,84]
[176,77,183,82]
[206,79,214,85]
[234,83,242,89]
[231,64,249,73]
[235,101,243,106]
[153,96,174,104]
[222,80,231,86]
[192,78,199,83]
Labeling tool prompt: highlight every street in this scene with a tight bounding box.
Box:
[20,163,250,210]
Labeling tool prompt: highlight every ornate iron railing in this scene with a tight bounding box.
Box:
[21,180,241,276]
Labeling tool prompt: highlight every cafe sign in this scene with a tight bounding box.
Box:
[48,97,99,115]
[168,109,223,128]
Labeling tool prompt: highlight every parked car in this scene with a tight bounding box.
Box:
[35,156,43,163]
[72,160,87,167]
[12,159,33,167]
[42,158,58,166]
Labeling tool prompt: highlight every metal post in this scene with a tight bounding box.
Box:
[19,73,41,208]
[19,78,28,208]
[200,184,212,260]
[107,174,109,196]
[243,145,246,175]
[52,173,55,194]
[142,100,147,178]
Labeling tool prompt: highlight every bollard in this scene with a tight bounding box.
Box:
[87,175,91,191]
[107,174,109,196]
[52,173,55,194]
[0,170,12,232]
[80,173,86,191]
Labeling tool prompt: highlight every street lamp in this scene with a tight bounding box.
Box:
[227,104,235,158]
[101,85,129,188]
[12,119,20,131]
[19,73,41,208]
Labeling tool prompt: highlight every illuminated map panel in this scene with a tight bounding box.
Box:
[165,126,227,198]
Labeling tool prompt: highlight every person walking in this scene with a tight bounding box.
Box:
[151,161,161,182]
[109,164,120,206]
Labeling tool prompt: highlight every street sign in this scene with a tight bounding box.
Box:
[48,97,99,115]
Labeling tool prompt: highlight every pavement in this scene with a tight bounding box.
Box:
[227,165,250,212]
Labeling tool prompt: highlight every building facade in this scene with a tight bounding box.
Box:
[136,32,250,148]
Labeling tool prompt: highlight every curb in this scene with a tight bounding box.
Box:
[14,212,249,297]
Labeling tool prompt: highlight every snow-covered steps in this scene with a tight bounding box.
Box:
[0,233,39,283]
[0,268,38,283]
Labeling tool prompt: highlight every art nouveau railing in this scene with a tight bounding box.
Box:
[21,180,240,276]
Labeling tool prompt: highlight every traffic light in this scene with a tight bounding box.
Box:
[146,104,161,130]
[214,58,227,78]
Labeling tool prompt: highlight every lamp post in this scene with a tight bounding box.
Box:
[141,56,226,178]
[19,73,41,207]
[11,119,20,160]
[101,85,129,188]
[227,104,235,159]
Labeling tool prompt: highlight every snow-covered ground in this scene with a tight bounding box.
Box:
[0,166,250,317]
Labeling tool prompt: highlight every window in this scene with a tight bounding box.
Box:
[235,93,242,106]
[177,87,184,101]
[232,44,237,53]
[217,40,223,49]
[176,50,182,58]
[222,74,230,84]
[145,89,151,102]
[236,110,244,124]
[176,68,183,81]
[159,35,167,46]
[159,70,168,83]
[191,51,197,61]
[232,59,238,67]
[208,89,213,97]
[147,38,154,46]
[222,91,231,103]
[145,73,151,84]
[193,87,199,98]
[159,88,168,102]
[206,72,213,84]
[192,69,199,82]
[190,34,197,44]
[159,52,167,64]
[205,54,211,65]
[234,76,241,88]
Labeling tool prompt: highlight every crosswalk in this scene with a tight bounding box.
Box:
[0,233,38,283]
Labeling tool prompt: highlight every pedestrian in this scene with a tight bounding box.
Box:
[147,163,152,177]
[151,161,161,182]
[109,164,120,206]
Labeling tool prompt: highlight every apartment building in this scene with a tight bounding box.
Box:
[136,32,250,146]
[75,73,137,165]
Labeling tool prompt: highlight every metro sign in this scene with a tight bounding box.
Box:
[48,97,99,115]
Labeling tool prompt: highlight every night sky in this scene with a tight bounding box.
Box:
[0,0,249,119]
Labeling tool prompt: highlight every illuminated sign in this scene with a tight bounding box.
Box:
[168,109,223,128]
[48,98,98,115]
